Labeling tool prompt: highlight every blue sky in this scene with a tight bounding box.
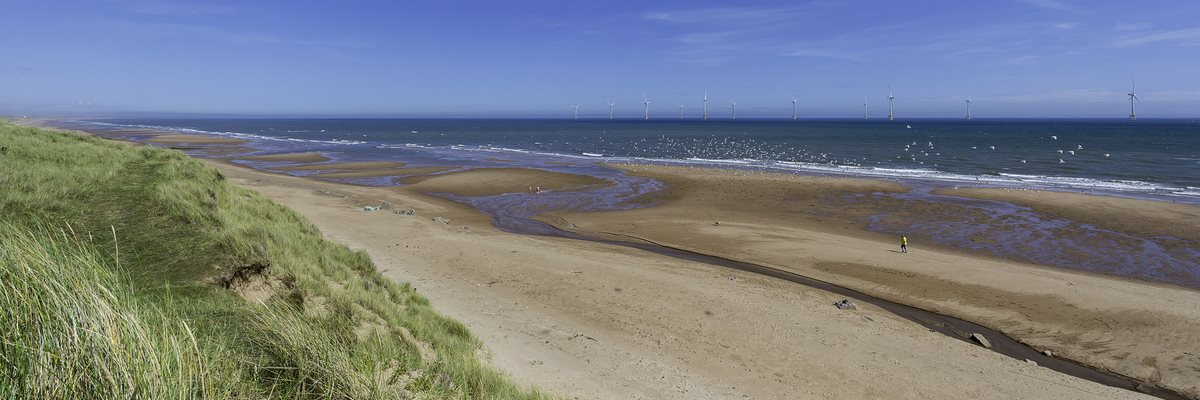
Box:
[2,0,1199,118]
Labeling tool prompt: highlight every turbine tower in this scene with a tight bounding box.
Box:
[887,86,895,121]
[730,100,737,120]
[607,101,615,120]
[965,97,973,121]
[679,104,685,119]
[703,91,709,120]
[863,98,869,120]
[571,105,580,120]
[1128,78,1139,121]
[791,96,798,120]
[642,95,651,120]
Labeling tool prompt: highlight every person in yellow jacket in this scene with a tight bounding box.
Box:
[900,235,908,253]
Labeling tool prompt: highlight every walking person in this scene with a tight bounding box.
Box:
[900,235,908,253]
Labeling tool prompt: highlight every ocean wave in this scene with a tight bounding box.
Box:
[79,121,366,146]
[373,143,1197,200]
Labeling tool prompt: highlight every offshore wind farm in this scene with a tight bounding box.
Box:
[563,81,1150,121]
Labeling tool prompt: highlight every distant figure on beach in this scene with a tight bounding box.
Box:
[900,235,908,253]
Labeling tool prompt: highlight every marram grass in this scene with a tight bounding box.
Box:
[0,122,552,399]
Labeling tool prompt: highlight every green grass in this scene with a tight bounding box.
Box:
[0,122,552,399]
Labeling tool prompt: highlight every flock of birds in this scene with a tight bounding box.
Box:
[897,134,1111,167]
[506,129,1112,170]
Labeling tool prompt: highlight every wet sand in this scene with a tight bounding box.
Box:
[203,159,1157,399]
[234,152,331,163]
[939,187,1200,243]
[545,164,1200,398]
[307,166,457,179]
[147,134,249,145]
[399,167,612,197]
[273,161,408,171]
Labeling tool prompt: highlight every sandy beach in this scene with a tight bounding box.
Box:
[545,164,1200,398]
[194,149,1192,399]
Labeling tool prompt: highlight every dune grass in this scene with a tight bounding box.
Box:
[0,122,551,399]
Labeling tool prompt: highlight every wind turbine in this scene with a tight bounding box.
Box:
[887,86,895,121]
[965,97,973,121]
[730,100,737,120]
[1128,78,1139,121]
[571,105,580,120]
[642,95,651,120]
[607,101,615,120]
[791,96,798,120]
[863,98,869,120]
[679,104,685,119]
[703,91,709,120]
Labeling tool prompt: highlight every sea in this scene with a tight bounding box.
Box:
[61,117,1200,288]
[79,118,1200,202]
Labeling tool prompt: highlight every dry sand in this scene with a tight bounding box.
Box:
[545,164,1200,398]
[203,159,1166,400]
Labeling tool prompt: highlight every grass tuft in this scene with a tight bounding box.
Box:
[0,122,551,399]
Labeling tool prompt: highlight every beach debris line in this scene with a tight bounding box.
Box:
[833,299,858,310]
[363,205,382,212]
[394,209,416,215]
[568,333,598,342]
[432,216,451,224]
[970,333,993,349]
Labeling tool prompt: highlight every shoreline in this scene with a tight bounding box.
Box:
[39,118,1200,206]
[41,124,1200,398]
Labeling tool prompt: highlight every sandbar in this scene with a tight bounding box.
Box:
[147,134,249,145]
[401,167,612,197]
[233,152,331,163]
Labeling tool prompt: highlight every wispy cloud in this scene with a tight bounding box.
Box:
[1053,22,1078,30]
[1111,27,1200,47]
[642,6,805,65]
[111,0,237,16]
[672,30,744,45]
[642,7,798,24]
[1114,22,1151,32]
[640,5,900,65]
[984,89,1119,103]
[778,47,861,61]
[139,22,372,49]
[1019,0,1075,11]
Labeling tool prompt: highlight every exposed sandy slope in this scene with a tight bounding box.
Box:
[546,164,1200,398]
[206,160,1156,400]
